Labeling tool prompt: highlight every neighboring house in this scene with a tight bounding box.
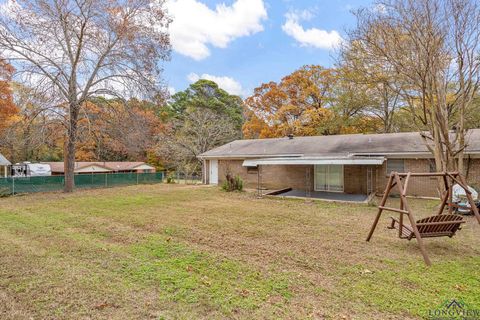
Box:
[43,162,156,175]
[198,130,480,198]
[0,153,11,178]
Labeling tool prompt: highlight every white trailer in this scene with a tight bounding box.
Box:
[11,162,52,177]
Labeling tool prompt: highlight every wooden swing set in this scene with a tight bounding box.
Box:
[366,171,480,266]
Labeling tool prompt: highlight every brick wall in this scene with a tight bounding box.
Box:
[375,159,438,197]
[218,160,258,187]
[466,159,480,190]
[344,165,368,194]
[210,158,480,197]
[217,161,368,194]
[218,160,312,190]
[375,158,480,197]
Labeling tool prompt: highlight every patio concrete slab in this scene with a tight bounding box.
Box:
[272,189,368,203]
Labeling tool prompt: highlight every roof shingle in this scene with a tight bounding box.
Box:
[43,162,153,173]
[199,130,480,158]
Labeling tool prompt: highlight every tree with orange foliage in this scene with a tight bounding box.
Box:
[0,58,20,160]
[243,66,337,138]
[0,59,18,133]
[75,98,164,162]
[0,0,171,192]
[1,83,63,162]
[243,64,401,138]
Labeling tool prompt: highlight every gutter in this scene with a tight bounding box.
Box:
[198,153,304,160]
[199,150,480,160]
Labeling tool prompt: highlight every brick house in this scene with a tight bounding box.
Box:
[198,130,480,198]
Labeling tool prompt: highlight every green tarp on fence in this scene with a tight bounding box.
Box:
[0,172,164,196]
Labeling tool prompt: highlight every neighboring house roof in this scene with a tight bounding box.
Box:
[43,162,155,173]
[199,129,480,159]
[0,153,11,166]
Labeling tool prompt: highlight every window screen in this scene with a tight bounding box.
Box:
[386,159,405,174]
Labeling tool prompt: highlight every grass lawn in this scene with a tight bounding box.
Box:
[0,184,479,319]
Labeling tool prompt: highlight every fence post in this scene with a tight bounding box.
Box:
[137,172,139,185]
[105,173,108,188]
[12,176,14,195]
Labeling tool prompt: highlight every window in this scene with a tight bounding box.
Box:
[386,159,405,175]
[429,160,437,173]
[247,166,258,174]
[314,165,344,192]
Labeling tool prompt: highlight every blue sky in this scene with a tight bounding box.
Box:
[163,0,373,97]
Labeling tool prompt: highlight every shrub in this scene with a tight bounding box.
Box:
[222,173,243,192]
[166,172,176,184]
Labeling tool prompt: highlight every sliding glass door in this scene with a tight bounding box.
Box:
[314,165,344,192]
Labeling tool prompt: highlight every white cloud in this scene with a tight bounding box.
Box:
[187,72,244,96]
[282,11,343,50]
[168,86,176,95]
[166,0,267,60]
[289,9,314,21]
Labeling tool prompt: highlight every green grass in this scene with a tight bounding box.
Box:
[338,260,480,318]
[0,184,479,319]
[123,235,293,312]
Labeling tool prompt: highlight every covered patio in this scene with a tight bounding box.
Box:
[243,155,385,202]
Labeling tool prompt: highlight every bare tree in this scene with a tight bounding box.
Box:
[158,108,240,177]
[338,43,405,133]
[348,0,480,175]
[0,0,170,191]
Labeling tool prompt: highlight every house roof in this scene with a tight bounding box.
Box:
[43,162,154,173]
[0,153,11,166]
[199,129,480,159]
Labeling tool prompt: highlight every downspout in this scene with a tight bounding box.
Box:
[257,164,262,197]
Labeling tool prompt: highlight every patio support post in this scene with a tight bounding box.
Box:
[305,166,312,201]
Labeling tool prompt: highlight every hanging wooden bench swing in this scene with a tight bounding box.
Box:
[366,171,480,266]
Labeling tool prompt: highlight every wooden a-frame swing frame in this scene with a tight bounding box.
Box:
[366,171,480,266]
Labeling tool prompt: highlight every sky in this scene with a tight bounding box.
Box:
[163,0,374,97]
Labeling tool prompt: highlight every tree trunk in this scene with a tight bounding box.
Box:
[64,105,79,193]
[457,96,466,175]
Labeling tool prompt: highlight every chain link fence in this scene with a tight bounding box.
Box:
[170,172,202,184]
[0,172,164,196]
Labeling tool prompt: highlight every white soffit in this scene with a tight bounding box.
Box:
[242,157,386,166]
